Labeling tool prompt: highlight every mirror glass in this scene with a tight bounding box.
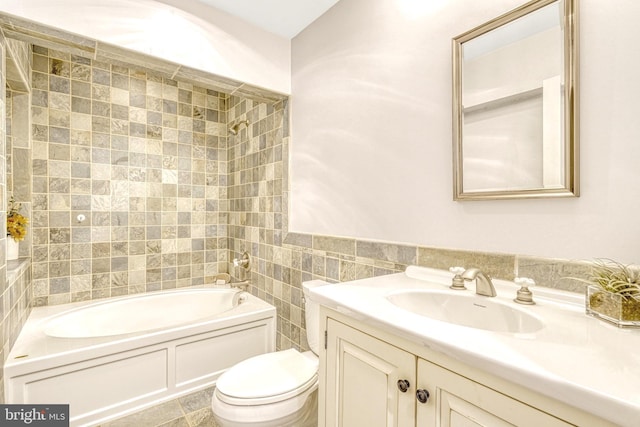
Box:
[453,0,578,200]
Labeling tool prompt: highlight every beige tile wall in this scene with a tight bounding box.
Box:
[1,38,34,402]
[0,32,35,404]
[29,46,229,306]
[0,259,31,402]
[7,88,33,259]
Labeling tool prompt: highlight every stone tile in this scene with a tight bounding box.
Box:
[517,256,591,292]
[178,386,215,413]
[185,407,219,427]
[156,417,190,427]
[283,232,312,248]
[101,400,184,427]
[417,246,515,281]
[357,240,417,265]
[313,235,355,256]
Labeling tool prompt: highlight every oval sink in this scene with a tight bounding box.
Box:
[386,290,543,333]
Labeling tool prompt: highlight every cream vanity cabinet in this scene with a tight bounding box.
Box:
[323,317,416,426]
[319,308,614,427]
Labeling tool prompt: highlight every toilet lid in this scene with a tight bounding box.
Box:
[216,349,318,403]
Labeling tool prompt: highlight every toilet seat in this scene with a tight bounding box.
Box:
[215,349,319,406]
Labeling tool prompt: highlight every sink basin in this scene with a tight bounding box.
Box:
[386,290,544,333]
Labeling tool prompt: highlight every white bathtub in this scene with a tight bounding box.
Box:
[4,288,276,426]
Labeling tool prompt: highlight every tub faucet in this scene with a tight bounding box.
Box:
[230,280,250,291]
[461,268,497,297]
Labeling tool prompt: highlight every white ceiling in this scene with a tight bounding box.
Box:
[193,0,340,38]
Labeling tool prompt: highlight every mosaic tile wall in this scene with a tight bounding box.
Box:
[7,88,33,259]
[0,260,31,403]
[29,46,229,306]
[2,38,34,402]
[5,38,31,92]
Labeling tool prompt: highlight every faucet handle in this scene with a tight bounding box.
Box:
[449,266,467,290]
[514,277,536,305]
[515,277,535,287]
[233,251,251,270]
[450,266,465,275]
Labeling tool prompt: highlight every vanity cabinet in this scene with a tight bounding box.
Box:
[324,318,416,426]
[320,308,611,427]
[416,358,570,427]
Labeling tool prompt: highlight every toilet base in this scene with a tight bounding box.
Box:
[212,389,317,427]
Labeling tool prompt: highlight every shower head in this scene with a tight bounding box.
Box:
[228,120,250,135]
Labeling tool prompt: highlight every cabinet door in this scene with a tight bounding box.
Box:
[416,358,572,427]
[325,319,416,427]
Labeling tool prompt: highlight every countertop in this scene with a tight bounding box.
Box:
[308,266,640,427]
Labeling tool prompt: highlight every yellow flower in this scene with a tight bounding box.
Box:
[7,196,29,242]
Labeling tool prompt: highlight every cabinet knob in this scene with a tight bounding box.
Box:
[397,379,410,393]
[416,389,430,404]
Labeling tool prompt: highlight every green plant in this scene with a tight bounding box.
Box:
[580,259,640,300]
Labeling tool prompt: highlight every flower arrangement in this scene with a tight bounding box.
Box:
[7,196,28,242]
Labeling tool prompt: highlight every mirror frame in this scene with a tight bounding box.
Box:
[452,0,579,201]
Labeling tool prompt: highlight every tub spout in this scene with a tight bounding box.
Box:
[230,280,250,291]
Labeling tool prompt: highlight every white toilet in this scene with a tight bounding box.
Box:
[211,280,326,427]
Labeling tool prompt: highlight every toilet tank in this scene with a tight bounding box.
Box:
[302,280,331,355]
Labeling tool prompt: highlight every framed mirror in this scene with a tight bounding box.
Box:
[453,0,578,200]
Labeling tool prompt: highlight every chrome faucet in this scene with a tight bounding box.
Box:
[461,268,497,297]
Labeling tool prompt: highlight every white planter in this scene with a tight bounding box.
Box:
[7,238,19,260]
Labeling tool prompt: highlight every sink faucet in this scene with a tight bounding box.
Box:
[461,268,497,297]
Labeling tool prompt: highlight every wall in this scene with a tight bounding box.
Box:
[6,38,33,258]
[0,0,291,94]
[29,46,229,305]
[290,0,640,264]
[0,38,32,402]
[0,260,31,402]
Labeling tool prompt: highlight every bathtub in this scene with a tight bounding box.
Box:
[4,287,276,426]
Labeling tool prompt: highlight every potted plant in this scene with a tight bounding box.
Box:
[6,196,28,260]
[578,259,640,327]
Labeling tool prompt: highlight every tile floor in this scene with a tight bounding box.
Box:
[99,386,219,427]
